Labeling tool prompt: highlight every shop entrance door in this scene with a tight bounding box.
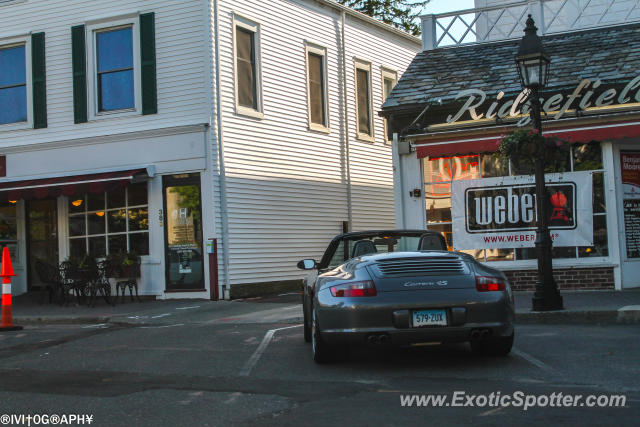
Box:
[620,151,640,289]
[26,199,58,290]
[163,173,204,291]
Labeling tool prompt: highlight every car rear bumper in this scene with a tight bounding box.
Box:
[315,288,515,346]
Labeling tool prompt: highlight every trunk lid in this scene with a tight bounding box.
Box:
[366,254,476,292]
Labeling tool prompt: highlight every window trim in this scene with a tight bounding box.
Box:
[354,58,374,142]
[86,17,141,121]
[232,13,263,119]
[0,35,32,131]
[381,66,397,145]
[305,41,329,133]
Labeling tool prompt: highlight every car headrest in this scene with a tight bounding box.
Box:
[351,240,377,258]
[418,234,445,250]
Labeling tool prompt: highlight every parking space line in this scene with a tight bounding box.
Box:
[513,347,559,375]
[239,324,302,377]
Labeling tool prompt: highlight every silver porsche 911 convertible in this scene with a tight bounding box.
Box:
[297,230,515,363]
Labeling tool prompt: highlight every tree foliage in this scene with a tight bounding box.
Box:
[337,1,430,35]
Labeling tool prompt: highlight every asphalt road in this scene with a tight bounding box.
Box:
[0,301,638,426]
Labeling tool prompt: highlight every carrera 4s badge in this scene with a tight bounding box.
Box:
[403,280,448,287]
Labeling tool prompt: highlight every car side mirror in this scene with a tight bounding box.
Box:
[297,259,317,270]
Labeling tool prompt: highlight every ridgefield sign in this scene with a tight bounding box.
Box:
[445,76,640,127]
[451,172,593,249]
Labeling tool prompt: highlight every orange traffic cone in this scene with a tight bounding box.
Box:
[1,247,22,331]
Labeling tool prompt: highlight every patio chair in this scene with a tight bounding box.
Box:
[116,260,141,303]
[58,261,87,306]
[87,260,115,307]
[34,259,62,304]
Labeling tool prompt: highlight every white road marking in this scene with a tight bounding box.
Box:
[479,407,505,417]
[513,348,559,375]
[239,324,303,377]
[139,323,185,329]
[151,313,171,319]
[82,324,109,329]
[175,306,200,310]
[278,293,300,296]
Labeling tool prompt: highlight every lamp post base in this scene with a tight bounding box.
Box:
[532,291,564,311]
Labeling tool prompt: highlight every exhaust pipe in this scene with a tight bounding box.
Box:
[470,329,481,340]
[480,329,491,339]
[379,334,389,345]
[367,335,379,345]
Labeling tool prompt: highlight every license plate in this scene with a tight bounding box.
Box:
[412,309,447,327]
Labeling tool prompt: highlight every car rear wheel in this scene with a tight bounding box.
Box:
[312,306,341,363]
[471,332,514,357]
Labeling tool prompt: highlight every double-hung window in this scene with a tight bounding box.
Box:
[85,18,141,119]
[0,43,27,125]
[381,67,397,143]
[0,33,47,130]
[73,13,157,123]
[354,59,373,141]
[234,15,262,117]
[306,43,328,131]
[96,26,135,112]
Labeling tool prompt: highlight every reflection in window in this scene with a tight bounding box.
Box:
[307,51,326,126]
[0,203,18,263]
[355,64,372,137]
[0,45,27,125]
[68,182,149,256]
[423,143,608,262]
[96,27,134,111]
[236,27,257,110]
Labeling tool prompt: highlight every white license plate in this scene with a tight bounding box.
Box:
[412,309,447,327]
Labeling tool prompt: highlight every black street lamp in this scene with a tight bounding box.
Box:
[515,15,564,311]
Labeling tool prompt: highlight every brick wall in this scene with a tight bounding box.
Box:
[503,267,615,291]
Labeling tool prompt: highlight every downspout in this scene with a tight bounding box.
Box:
[341,10,353,231]
[213,0,231,298]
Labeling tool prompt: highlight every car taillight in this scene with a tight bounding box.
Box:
[330,280,377,297]
[476,276,506,292]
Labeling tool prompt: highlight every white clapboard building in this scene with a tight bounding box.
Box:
[0,0,420,299]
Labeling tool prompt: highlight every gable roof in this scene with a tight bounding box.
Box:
[381,23,640,114]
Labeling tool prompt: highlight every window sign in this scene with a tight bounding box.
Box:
[621,152,640,258]
[451,172,593,249]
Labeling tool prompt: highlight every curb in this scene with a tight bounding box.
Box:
[12,316,111,325]
[516,308,640,324]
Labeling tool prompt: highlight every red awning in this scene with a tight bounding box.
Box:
[0,168,148,201]
[415,121,640,158]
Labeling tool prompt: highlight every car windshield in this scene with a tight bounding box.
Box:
[326,233,443,269]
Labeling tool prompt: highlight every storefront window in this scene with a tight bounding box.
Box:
[68,182,149,257]
[0,203,18,263]
[424,142,608,262]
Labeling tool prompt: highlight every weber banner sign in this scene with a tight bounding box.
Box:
[452,172,593,249]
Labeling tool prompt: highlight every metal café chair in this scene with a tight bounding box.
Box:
[88,260,115,307]
[34,259,62,305]
[58,261,87,306]
[116,260,141,303]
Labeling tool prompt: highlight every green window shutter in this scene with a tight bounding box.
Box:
[71,25,87,124]
[140,12,157,115]
[31,32,47,129]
